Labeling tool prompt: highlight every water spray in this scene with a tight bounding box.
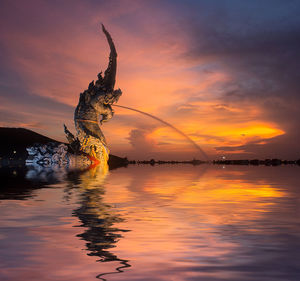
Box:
[113,104,209,160]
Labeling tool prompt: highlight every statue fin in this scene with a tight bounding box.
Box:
[64,124,75,143]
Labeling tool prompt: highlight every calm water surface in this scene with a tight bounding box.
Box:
[0,164,299,281]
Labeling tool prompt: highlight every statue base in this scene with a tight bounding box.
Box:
[26,142,108,169]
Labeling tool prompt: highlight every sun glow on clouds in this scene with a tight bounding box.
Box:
[144,122,284,153]
[214,124,284,140]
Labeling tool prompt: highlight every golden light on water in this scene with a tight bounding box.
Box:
[104,166,286,231]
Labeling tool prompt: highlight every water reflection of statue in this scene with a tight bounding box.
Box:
[67,165,131,280]
[24,163,130,280]
[65,24,122,163]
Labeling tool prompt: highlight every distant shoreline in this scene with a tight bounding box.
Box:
[1,157,300,168]
[126,158,300,166]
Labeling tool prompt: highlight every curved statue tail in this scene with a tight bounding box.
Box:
[102,24,117,92]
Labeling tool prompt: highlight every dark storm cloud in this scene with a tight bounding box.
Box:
[179,0,300,100]
[169,0,300,158]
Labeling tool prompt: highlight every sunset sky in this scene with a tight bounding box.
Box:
[1,0,300,160]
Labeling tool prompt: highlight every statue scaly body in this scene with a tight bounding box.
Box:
[65,24,122,163]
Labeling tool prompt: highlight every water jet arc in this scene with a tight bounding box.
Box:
[113,104,209,160]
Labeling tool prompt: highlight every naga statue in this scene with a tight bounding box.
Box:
[64,24,122,164]
[26,25,121,169]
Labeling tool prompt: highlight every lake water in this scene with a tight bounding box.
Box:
[0,164,299,281]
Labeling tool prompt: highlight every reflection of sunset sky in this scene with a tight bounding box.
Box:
[1,1,300,159]
[104,165,299,280]
[106,165,286,227]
